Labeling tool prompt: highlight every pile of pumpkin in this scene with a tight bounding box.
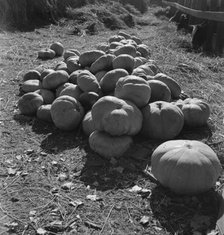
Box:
[17,31,222,195]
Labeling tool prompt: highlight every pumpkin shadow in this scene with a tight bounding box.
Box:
[79,136,158,191]
[149,186,220,234]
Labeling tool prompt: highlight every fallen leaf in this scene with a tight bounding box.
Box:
[4,222,19,231]
[84,220,102,230]
[58,173,68,182]
[86,194,102,201]
[129,185,142,193]
[45,220,65,232]
[69,200,84,207]
[36,228,47,234]
[7,168,17,176]
[140,216,150,225]
[61,182,75,190]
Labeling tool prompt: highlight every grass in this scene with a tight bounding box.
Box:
[0,4,224,235]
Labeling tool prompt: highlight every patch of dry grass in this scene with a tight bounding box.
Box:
[0,6,224,235]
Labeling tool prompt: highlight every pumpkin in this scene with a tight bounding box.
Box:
[151,140,222,195]
[114,44,137,57]
[118,31,131,39]
[120,39,138,48]
[92,96,143,136]
[82,111,96,136]
[55,62,68,72]
[112,54,135,74]
[141,101,184,140]
[42,70,69,90]
[90,54,115,74]
[131,35,142,45]
[137,44,150,58]
[134,57,145,68]
[66,56,81,73]
[109,42,123,50]
[18,92,44,116]
[79,50,105,67]
[77,70,100,93]
[69,70,83,84]
[95,70,108,83]
[50,42,64,56]
[23,70,41,81]
[40,69,54,81]
[35,89,55,104]
[153,73,181,99]
[58,83,82,100]
[50,95,84,131]
[79,91,100,111]
[96,43,109,52]
[132,64,154,77]
[89,130,133,159]
[21,79,42,93]
[147,80,171,102]
[37,104,53,122]
[115,75,151,108]
[174,98,210,127]
[63,49,80,60]
[108,35,125,43]
[38,49,56,59]
[100,68,129,93]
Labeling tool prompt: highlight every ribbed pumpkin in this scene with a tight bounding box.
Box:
[115,75,151,108]
[141,101,184,140]
[91,96,142,136]
[174,98,210,127]
[151,140,222,195]
[89,130,133,159]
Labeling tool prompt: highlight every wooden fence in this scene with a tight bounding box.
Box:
[163,0,224,55]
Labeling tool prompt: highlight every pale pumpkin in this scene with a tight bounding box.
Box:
[100,68,129,93]
[174,98,210,127]
[92,96,143,136]
[153,73,181,99]
[42,70,69,90]
[77,70,100,93]
[18,92,44,116]
[89,130,133,159]
[50,95,84,131]
[79,50,105,67]
[115,75,151,108]
[50,42,64,56]
[21,79,42,93]
[112,54,135,74]
[37,104,53,122]
[147,80,171,102]
[141,101,184,140]
[82,111,96,136]
[90,54,115,74]
[23,70,41,81]
[114,44,137,57]
[151,140,222,194]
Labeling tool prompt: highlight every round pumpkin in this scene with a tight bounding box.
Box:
[115,75,151,108]
[59,83,82,100]
[79,91,100,111]
[66,57,81,73]
[82,111,96,136]
[77,70,100,93]
[92,96,143,136]
[37,104,53,122]
[90,54,115,74]
[100,68,129,93]
[131,35,142,45]
[42,70,69,90]
[114,44,137,57]
[141,101,184,140]
[55,62,68,72]
[108,35,125,43]
[38,49,56,60]
[79,50,105,67]
[21,79,42,93]
[89,130,133,159]
[147,80,171,102]
[35,89,55,104]
[132,64,154,77]
[118,31,131,39]
[174,98,210,127]
[151,140,222,194]
[95,70,108,83]
[40,69,54,81]
[153,73,181,99]
[50,95,84,131]
[50,42,64,56]
[63,49,80,60]
[18,92,44,116]
[23,70,41,81]
[137,44,150,58]
[112,54,135,74]
[69,70,83,84]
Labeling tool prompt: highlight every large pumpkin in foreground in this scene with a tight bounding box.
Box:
[141,101,184,140]
[51,95,84,131]
[151,140,222,195]
[91,96,142,136]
